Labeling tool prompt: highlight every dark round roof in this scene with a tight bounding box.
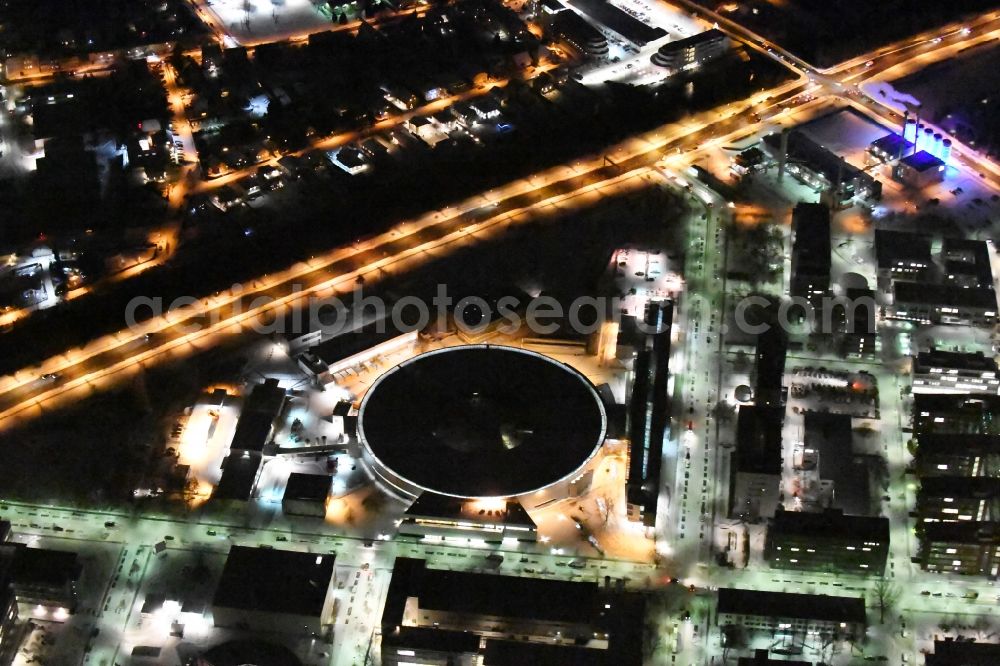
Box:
[359,345,607,498]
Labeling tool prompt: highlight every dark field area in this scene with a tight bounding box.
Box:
[702,0,1000,68]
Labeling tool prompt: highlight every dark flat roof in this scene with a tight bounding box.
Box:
[738,650,812,666]
[551,10,607,49]
[734,405,783,475]
[213,454,262,502]
[230,378,286,453]
[921,521,1000,544]
[359,346,606,498]
[656,28,727,55]
[918,476,1000,499]
[942,238,992,285]
[915,349,998,374]
[307,317,408,367]
[201,640,303,666]
[1,544,80,587]
[483,639,605,665]
[927,640,1000,665]
[875,229,931,268]
[894,282,997,310]
[381,558,644,666]
[771,508,888,542]
[916,433,1000,456]
[381,557,598,626]
[804,412,870,515]
[718,588,866,624]
[213,546,334,617]
[382,626,480,654]
[283,473,331,503]
[915,393,1000,412]
[755,326,787,392]
[417,568,598,624]
[791,203,831,275]
[566,0,667,46]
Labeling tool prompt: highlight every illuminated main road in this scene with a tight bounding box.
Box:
[0,74,811,431]
[2,6,995,341]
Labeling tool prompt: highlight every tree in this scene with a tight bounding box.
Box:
[872,576,900,624]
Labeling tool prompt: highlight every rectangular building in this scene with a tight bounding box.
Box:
[897,150,945,188]
[926,639,1000,665]
[789,203,831,302]
[875,230,932,281]
[890,282,997,327]
[941,238,993,289]
[212,452,263,504]
[380,557,645,666]
[717,588,866,639]
[913,433,1000,477]
[626,300,672,527]
[229,378,287,455]
[566,0,666,46]
[398,494,537,543]
[866,133,914,166]
[0,544,81,611]
[913,350,1000,396]
[297,316,416,384]
[912,394,1000,435]
[739,650,812,666]
[805,412,872,516]
[729,405,783,520]
[917,476,1000,523]
[838,288,878,357]
[212,546,336,635]
[917,522,1000,576]
[282,473,332,518]
[765,509,889,575]
[382,626,481,666]
[752,327,787,407]
[549,9,609,58]
[650,29,730,71]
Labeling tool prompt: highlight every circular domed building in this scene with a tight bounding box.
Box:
[358,345,608,503]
